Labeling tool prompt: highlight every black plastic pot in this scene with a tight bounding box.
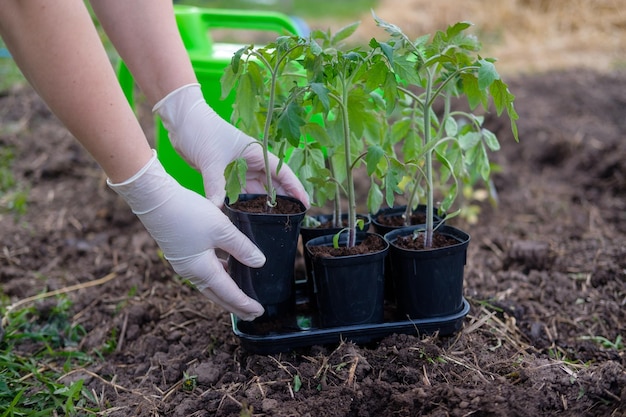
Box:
[225,194,307,320]
[384,225,470,319]
[305,232,388,328]
[372,204,445,236]
[373,205,446,304]
[300,213,371,304]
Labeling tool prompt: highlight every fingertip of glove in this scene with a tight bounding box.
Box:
[248,251,266,268]
[238,302,265,321]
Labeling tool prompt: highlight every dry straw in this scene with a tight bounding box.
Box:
[313,0,625,74]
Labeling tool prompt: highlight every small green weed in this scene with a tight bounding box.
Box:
[579,335,624,351]
[0,296,100,415]
[0,147,28,218]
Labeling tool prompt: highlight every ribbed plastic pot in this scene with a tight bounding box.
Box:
[384,225,470,319]
[300,214,371,305]
[371,205,445,236]
[225,194,307,320]
[372,205,445,304]
[305,232,388,328]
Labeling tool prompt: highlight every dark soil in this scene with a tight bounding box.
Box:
[307,234,387,257]
[1,69,625,416]
[392,231,461,250]
[228,194,306,215]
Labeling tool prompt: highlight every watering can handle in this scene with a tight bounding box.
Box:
[117,5,304,109]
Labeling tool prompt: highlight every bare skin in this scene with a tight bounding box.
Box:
[0,0,153,183]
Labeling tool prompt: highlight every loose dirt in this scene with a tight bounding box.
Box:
[1,13,625,411]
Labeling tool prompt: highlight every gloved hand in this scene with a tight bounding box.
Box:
[107,150,265,321]
[153,83,309,208]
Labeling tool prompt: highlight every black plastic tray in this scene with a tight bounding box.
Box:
[231,296,470,355]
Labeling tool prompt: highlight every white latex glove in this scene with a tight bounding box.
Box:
[107,150,265,321]
[153,83,309,207]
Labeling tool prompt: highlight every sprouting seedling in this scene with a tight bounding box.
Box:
[372,11,519,248]
[332,218,366,248]
[221,36,308,209]
[292,22,393,247]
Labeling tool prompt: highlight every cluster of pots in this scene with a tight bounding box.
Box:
[226,195,470,330]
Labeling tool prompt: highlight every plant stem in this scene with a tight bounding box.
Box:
[326,156,343,227]
[263,67,278,208]
[341,77,357,247]
[423,70,434,248]
[252,43,305,209]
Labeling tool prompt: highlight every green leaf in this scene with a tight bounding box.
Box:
[302,122,332,148]
[293,375,302,392]
[482,128,500,151]
[384,162,404,207]
[459,131,482,150]
[235,72,258,130]
[478,59,499,90]
[365,61,389,93]
[445,21,473,40]
[331,21,360,45]
[393,55,421,85]
[479,143,491,180]
[224,158,248,203]
[489,79,513,116]
[460,73,484,110]
[372,10,404,38]
[365,145,384,176]
[278,101,306,146]
[371,38,394,67]
[231,45,248,74]
[367,181,383,213]
[310,83,330,111]
[444,117,458,137]
[220,65,237,100]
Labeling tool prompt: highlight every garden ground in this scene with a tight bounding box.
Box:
[1,0,626,414]
[1,66,625,417]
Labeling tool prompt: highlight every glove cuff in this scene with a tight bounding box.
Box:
[152,83,202,115]
[107,150,175,215]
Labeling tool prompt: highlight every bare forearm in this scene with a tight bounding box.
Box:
[0,0,153,183]
[89,0,198,106]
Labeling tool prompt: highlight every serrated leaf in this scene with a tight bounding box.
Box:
[278,101,305,146]
[367,183,384,214]
[235,72,257,130]
[372,10,404,38]
[460,72,484,110]
[331,21,360,45]
[459,131,482,150]
[365,145,384,176]
[489,79,513,116]
[445,21,472,40]
[310,83,330,111]
[220,65,237,100]
[224,158,248,203]
[444,117,458,137]
[479,143,491,181]
[302,122,332,148]
[365,61,389,92]
[478,59,499,90]
[482,128,500,151]
[375,40,395,67]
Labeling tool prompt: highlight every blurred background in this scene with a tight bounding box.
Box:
[177,0,625,75]
[1,0,623,91]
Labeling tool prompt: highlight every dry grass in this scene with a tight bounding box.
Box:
[307,0,626,75]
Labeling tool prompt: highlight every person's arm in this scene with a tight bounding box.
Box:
[88,0,195,107]
[0,0,152,183]
[0,0,265,320]
[89,0,310,207]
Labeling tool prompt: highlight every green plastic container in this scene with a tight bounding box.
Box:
[117,5,302,195]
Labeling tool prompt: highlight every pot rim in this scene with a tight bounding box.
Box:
[384,224,470,252]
